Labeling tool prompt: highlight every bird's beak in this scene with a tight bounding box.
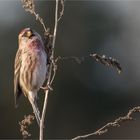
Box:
[26,31,33,38]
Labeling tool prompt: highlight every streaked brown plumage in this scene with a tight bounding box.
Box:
[14,28,47,125]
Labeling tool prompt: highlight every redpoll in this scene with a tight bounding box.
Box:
[14,28,47,125]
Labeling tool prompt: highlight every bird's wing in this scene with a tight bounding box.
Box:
[14,49,22,108]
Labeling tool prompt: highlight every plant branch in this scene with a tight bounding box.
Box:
[56,53,122,74]
[72,106,140,140]
[58,0,65,22]
[39,0,59,140]
[21,0,49,33]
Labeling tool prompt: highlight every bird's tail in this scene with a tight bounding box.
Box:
[28,91,40,126]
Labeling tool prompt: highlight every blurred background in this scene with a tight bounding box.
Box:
[1,0,140,139]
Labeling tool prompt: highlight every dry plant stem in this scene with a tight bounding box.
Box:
[50,0,59,85]
[21,0,49,33]
[56,53,122,74]
[58,0,65,22]
[33,11,49,33]
[39,64,52,140]
[72,106,140,140]
[39,0,59,140]
[39,90,49,140]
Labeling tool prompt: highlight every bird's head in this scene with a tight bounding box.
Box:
[18,28,43,48]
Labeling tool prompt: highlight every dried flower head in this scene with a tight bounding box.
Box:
[19,114,35,139]
[90,53,122,74]
[21,0,35,13]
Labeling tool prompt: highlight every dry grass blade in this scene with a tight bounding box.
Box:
[90,53,122,74]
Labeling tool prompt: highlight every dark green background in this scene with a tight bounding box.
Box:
[1,0,140,139]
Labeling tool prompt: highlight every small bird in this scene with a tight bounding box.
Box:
[14,28,47,125]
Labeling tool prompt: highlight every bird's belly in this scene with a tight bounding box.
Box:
[32,55,47,89]
[20,50,47,92]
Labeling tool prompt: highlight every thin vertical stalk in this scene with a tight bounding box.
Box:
[39,0,59,140]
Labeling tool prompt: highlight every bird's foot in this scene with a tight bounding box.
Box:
[41,85,53,91]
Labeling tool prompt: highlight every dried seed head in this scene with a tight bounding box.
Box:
[21,0,35,13]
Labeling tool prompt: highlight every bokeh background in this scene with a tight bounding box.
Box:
[1,0,140,139]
